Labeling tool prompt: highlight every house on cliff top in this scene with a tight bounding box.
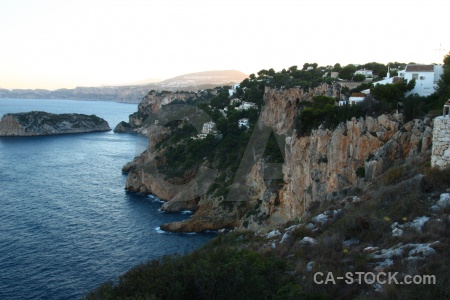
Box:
[369,64,443,98]
[398,64,443,97]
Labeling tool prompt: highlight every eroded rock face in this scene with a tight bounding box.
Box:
[0,111,111,136]
[114,90,199,133]
[122,86,433,233]
[259,83,340,136]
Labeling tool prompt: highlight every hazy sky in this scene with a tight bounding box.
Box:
[1,0,449,90]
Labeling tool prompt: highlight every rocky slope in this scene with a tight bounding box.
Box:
[0,111,111,136]
[121,85,433,233]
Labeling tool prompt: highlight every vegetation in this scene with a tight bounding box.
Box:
[370,78,415,110]
[296,96,364,135]
[428,51,450,110]
[338,64,357,80]
[352,74,366,82]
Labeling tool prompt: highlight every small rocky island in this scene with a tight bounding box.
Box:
[0,111,111,136]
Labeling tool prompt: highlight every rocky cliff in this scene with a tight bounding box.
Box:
[122,85,433,233]
[0,111,111,136]
[114,89,211,133]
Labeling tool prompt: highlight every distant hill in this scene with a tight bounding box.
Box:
[0,70,248,103]
[158,70,248,88]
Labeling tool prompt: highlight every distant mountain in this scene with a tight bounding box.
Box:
[0,70,248,103]
[158,70,248,88]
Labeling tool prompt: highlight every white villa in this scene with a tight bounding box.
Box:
[202,121,217,134]
[398,65,444,97]
[192,121,218,140]
[370,64,443,98]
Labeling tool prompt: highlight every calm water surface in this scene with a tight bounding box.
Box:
[0,99,214,299]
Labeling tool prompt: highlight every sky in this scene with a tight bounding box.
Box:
[0,0,449,90]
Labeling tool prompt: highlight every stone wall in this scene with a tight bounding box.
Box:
[432,116,450,168]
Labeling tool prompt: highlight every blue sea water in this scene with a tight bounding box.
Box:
[0,99,215,299]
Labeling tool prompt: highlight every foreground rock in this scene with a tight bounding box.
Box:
[0,111,111,136]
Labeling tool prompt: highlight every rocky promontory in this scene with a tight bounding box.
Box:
[0,111,111,136]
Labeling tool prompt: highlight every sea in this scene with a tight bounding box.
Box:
[0,98,215,300]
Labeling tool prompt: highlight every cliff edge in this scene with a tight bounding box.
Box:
[121,84,433,233]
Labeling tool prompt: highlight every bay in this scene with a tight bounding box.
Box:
[0,99,214,300]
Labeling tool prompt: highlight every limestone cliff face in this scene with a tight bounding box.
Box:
[0,111,111,136]
[122,85,432,233]
[268,115,431,226]
[259,83,340,135]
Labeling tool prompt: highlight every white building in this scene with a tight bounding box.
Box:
[202,121,217,134]
[230,98,242,105]
[238,118,249,128]
[236,101,257,111]
[372,76,404,86]
[397,65,444,97]
[228,83,240,97]
[354,69,373,77]
[348,92,366,105]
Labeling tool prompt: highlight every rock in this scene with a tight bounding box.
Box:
[437,193,450,209]
[280,232,290,244]
[374,259,394,272]
[312,213,328,224]
[409,216,430,233]
[0,111,110,136]
[306,261,314,272]
[372,243,437,271]
[305,223,317,231]
[299,236,318,246]
[285,224,302,232]
[160,198,198,212]
[392,228,404,237]
[391,222,404,237]
[114,121,134,133]
[363,246,379,253]
[333,209,342,218]
[343,238,359,248]
[372,244,405,260]
[373,283,383,293]
[266,230,282,239]
[408,244,436,257]
[431,205,442,213]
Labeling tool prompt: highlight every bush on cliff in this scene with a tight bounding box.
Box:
[85,246,296,300]
[296,96,364,135]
